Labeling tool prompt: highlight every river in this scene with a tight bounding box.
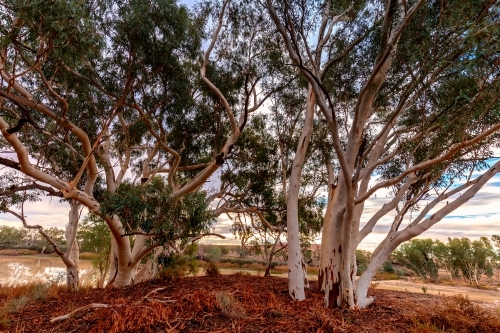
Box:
[0,255,94,286]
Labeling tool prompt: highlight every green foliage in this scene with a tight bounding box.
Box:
[356,250,372,275]
[0,224,65,253]
[100,176,215,246]
[205,260,220,277]
[219,245,229,257]
[235,246,250,258]
[183,243,198,257]
[433,240,459,280]
[0,225,26,248]
[157,250,199,281]
[207,246,222,260]
[77,214,110,288]
[382,261,395,274]
[0,172,42,212]
[447,237,495,285]
[394,239,439,282]
[396,237,498,285]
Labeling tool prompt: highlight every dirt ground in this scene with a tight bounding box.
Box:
[217,268,500,306]
[374,280,500,306]
[2,274,500,333]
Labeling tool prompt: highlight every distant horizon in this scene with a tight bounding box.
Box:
[2,160,500,252]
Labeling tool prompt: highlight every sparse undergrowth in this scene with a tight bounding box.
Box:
[1,275,499,333]
[0,283,66,327]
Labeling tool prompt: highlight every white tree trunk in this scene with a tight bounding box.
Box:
[66,263,79,291]
[355,241,394,308]
[286,86,315,301]
[64,200,80,291]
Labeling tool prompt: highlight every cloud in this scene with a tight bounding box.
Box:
[0,197,71,229]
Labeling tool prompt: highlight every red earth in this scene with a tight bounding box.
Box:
[2,274,500,333]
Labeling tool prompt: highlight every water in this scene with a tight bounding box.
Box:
[0,255,95,286]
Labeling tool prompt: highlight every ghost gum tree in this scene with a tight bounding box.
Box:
[264,0,500,308]
[215,111,324,278]
[0,0,279,287]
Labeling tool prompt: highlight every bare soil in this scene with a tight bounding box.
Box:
[2,274,500,333]
[375,280,500,306]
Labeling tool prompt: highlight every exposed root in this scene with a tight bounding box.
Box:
[357,296,376,309]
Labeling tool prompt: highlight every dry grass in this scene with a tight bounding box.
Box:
[84,298,173,333]
[417,294,500,333]
[204,261,220,277]
[0,282,65,327]
[0,249,38,256]
[215,291,246,318]
[374,271,400,280]
[79,252,98,260]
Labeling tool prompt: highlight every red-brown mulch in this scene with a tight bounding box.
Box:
[2,274,500,333]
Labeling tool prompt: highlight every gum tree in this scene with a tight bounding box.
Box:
[0,0,277,287]
[265,0,500,308]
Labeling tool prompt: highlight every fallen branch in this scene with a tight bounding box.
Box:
[143,287,167,299]
[142,287,177,303]
[50,303,110,322]
[145,298,177,303]
[50,288,178,323]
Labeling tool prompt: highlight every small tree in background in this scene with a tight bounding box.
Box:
[355,250,372,276]
[448,237,495,286]
[219,246,229,257]
[0,225,27,249]
[393,239,438,282]
[78,215,111,288]
[433,240,458,281]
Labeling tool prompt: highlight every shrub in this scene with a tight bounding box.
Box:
[208,247,222,260]
[219,246,229,257]
[383,261,395,273]
[394,239,438,282]
[205,261,220,277]
[157,252,199,281]
[356,250,372,275]
[215,292,246,318]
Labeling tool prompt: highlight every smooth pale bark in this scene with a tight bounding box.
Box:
[355,160,500,307]
[66,261,79,291]
[286,86,315,300]
[64,200,80,291]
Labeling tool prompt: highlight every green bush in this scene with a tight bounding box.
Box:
[382,261,395,273]
[208,247,222,260]
[157,251,199,281]
[205,261,220,277]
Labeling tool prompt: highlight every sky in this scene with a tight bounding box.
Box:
[1,157,499,251]
[1,0,500,251]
